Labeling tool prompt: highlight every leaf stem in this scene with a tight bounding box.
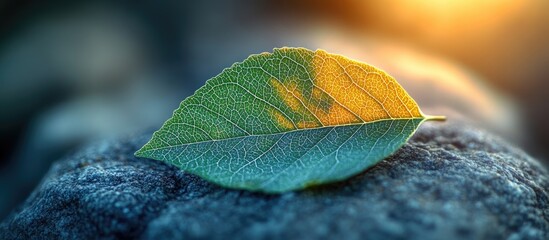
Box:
[424,115,447,121]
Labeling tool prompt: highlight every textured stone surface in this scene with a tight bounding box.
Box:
[1,121,548,239]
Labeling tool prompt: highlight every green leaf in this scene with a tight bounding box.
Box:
[136,47,443,193]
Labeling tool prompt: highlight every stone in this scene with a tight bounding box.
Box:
[1,121,548,239]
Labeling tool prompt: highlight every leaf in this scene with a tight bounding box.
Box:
[135,47,444,193]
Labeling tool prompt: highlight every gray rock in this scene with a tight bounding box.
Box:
[1,121,548,240]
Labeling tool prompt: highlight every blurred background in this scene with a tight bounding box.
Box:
[1,0,548,219]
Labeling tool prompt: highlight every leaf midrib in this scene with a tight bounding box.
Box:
[136,117,425,155]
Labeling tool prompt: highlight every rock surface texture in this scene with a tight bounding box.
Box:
[1,121,548,240]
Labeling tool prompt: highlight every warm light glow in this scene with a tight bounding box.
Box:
[376,0,526,41]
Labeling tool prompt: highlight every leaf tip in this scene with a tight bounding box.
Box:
[134,147,147,158]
